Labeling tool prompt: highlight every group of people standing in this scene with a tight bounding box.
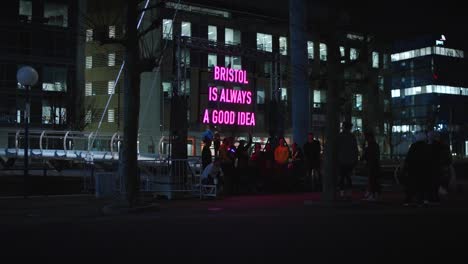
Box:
[199,121,384,199]
[400,130,453,206]
[200,131,324,196]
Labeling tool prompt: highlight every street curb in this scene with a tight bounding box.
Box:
[101,203,161,215]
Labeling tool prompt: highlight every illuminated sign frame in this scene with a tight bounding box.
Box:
[202,66,256,127]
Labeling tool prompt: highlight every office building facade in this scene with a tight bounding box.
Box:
[391,34,468,157]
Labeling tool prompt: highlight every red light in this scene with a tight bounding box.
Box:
[433,74,438,80]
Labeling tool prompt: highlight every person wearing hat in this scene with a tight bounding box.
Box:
[337,121,359,199]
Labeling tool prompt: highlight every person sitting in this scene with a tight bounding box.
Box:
[201,158,223,194]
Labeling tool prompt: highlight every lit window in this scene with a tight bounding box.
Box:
[108,81,115,95]
[163,19,173,40]
[465,141,468,157]
[85,82,92,96]
[372,51,379,68]
[307,41,314,59]
[19,0,32,22]
[42,67,67,92]
[225,28,241,45]
[225,56,241,70]
[257,88,265,104]
[86,56,92,69]
[108,109,115,123]
[350,48,358,60]
[85,110,92,124]
[162,82,172,98]
[279,36,287,55]
[313,90,326,108]
[208,54,217,67]
[44,1,68,27]
[208,25,217,41]
[108,53,116,67]
[351,116,362,131]
[340,46,346,63]
[42,101,52,124]
[56,108,66,125]
[42,101,66,125]
[354,94,362,111]
[181,21,191,37]
[346,34,364,41]
[280,88,287,101]
[109,25,116,39]
[320,43,327,61]
[391,89,400,98]
[86,29,93,42]
[257,33,272,52]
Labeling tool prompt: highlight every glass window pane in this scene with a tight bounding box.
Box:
[42,67,67,92]
[108,53,116,67]
[208,25,217,41]
[257,33,272,52]
[208,53,217,67]
[86,56,92,69]
[279,36,287,55]
[307,41,314,59]
[85,82,92,96]
[19,0,32,22]
[163,82,172,98]
[108,81,115,95]
[320,43,327,61]
[163,19,173,40]
[44,1,68,27]
[108,109,115,123]
[181,21,191,37]
[372,51,379,68]
[350,48,358,60]
[257,88,265,104]
[108,25,116,39]
[86,29,93,42]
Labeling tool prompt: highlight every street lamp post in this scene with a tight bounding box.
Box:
[17,66,38,197]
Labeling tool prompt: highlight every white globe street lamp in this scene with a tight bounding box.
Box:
[17,66,38,196]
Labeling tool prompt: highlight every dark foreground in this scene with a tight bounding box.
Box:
[1,191,467,261]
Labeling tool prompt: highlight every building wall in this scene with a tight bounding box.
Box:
[83,1,392,156]
[0,0,80,134]
[391,35,468,157]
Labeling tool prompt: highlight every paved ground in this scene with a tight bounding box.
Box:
[1,188,467,261]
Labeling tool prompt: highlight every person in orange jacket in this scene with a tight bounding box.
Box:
[274,137,290,192]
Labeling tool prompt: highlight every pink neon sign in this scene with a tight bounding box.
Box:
[214,66,249,84]
[208,87,252,105]
[202,109,256,126]
[203,66,255,127]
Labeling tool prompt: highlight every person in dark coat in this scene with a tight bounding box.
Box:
[262,142,275,193]
[201,137,212,170]
[303,132,322,191]
[337,121,359,199]
[249,143,264,193]
[427,131,452,204]
[403,132,431,206]
[362,131,381,201]
[236,134,252,193]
